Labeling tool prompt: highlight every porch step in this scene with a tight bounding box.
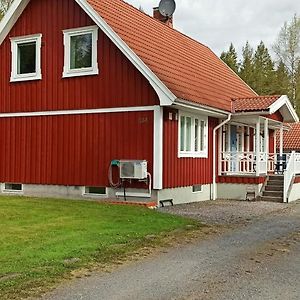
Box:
[260,196,283,203]
[263,191,283,197]
[265,185,283,191]
[260,175,284,203]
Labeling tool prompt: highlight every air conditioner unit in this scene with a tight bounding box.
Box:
[119,160,148,180]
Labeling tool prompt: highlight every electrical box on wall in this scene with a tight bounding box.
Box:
[119,160,148,180]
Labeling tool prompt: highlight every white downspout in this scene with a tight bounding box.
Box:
[212,114,232,200]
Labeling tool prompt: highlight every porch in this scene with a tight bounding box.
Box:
[217,116,300,203]
[219,116,287,177]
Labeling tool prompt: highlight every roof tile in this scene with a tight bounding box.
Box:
[232,95,281,113]
[87,0,257,111]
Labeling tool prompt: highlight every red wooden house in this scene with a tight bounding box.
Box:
[0,0,299,204]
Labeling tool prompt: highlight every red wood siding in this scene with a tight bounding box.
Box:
[267,112,284,122]
[163,109,218,188]
[0,0,159,113]
[0,111,153,186]
[269,129,275,153]
[218,176,266,184]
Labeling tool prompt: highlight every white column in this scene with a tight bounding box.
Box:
[264,118,269,174]
[279,123,284,157]
[256,118,261,176]
[153,106,163,190]
[218,125,222,176]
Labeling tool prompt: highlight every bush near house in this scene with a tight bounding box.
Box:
[0,197,198,299]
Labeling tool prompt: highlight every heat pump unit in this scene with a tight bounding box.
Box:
[119,160,148,180]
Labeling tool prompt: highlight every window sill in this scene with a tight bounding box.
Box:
[62,68,99,78]
[178,152,208,159]
[10,74,42,83]
[2,189,23,194]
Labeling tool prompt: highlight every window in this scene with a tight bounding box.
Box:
[192,184,203,193]
[63,26,98,78]
[3,183,23,193]
[10,34,42,82]
[179,112,208,158]
[84,186,107,196]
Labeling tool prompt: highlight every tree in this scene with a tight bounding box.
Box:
[273,60,292,97]
[273,14,300,108]
[239,41,255,89]
[220,43,239,74]
[0,0,13,18]
[252,41,275,95]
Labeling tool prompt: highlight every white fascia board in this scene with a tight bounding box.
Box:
[0,0,177,106]
[74,0,176,107]
[174,98,229,118]
[269,95,299,122]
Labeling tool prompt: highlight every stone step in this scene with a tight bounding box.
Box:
[260,196,283,203]
[263,191,283,197]
[265,185,283,191]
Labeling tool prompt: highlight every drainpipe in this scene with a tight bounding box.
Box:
[212,114,232,200]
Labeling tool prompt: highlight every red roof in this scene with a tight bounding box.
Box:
[232,95,281,113]
[87,0,257,111]
[279,123,300,150]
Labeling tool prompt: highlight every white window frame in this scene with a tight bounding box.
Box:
[82,186,107,197]
[63,25,99,78]
[10,34,42,82]
[1,183,24,194]
[192,184,203,193]
[178,111,208,158]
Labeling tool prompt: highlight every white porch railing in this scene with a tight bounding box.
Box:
[283,152,300,202]
[220,152,291,175]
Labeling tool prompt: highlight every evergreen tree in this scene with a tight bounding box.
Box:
[273,14,300,108]
[220,43,239,74]
[273,61,291,97]
[239,41,255,89]
[252,41,275,95]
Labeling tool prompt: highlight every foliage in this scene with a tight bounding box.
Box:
[220,43,239,74]
[0,0,13,19]
[273,14,300,107]
[252,41,275,95]
[220,14,300,114]
[0,197,198,299]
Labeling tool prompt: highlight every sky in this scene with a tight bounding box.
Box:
[125,0,300,59]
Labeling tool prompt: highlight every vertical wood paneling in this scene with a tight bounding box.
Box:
[163,109,218,188]
[0,0,159,113]
[0,112,153,186]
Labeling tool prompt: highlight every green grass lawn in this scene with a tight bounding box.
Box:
[0,197,198,299]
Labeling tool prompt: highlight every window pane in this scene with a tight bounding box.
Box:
[195,119,199,152]
[180,116,185,151]
[186,117,192,151]
[70,33,92,69]
[17,42,36,74]
[200,120,205,151]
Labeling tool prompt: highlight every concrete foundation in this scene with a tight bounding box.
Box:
[158,185,211,205]
[288,183,300,203]
[217,183,263,201]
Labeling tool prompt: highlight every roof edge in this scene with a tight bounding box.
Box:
[269,95,299,123]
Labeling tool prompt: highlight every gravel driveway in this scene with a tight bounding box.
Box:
[41,200,300,300]
[160,200,289,225]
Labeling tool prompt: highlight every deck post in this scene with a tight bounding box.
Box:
[264,118,269,174]
[256,118,261,176]
[279,123,284,157]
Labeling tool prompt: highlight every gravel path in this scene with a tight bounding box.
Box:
[160,200,289,225]
[41,201,300,300]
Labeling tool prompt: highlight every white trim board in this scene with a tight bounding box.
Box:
[0,0,177,107]
[0,106,158,118]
